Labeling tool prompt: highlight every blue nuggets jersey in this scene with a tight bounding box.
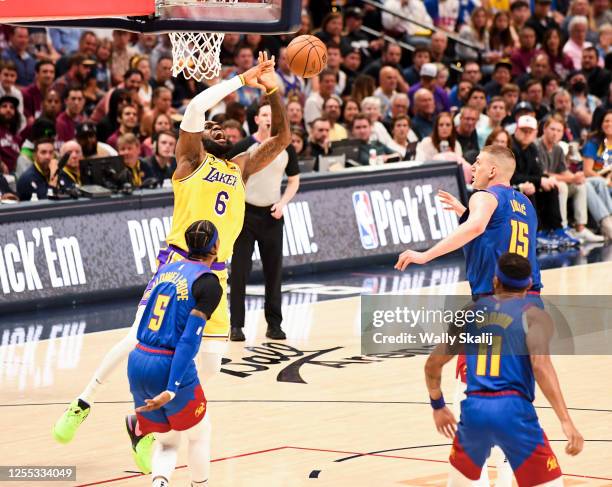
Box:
[465,296,536,401]
[137,260,211,349]
[463,185,542,295]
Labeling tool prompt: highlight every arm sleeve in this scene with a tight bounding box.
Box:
[166,312,206,393]
[285,144,300,176]
[180,76,244,133]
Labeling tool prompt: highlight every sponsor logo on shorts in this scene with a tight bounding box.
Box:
[546,456,559,471]
[195,402,206,417]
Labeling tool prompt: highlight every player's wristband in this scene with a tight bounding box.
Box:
[430,394,445,410]
[165,390,176,401]
[266,86,279,96]
[238,74,246,86]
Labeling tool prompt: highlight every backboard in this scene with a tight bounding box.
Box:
[1,0,301,34]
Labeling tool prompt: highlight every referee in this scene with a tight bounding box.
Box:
[227,101,300,341]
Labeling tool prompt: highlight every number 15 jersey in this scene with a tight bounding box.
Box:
[166,153,246,263]
[463,185,542,295]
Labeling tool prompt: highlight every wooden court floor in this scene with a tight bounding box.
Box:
[1,262,611,486]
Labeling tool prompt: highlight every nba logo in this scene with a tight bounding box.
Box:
[352,191,379,250]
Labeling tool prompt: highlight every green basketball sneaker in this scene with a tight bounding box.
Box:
[125,414,155,474]
[52,399,91,444]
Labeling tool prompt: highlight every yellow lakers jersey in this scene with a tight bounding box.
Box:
[166,153,246,263]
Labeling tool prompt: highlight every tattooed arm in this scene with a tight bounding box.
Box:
[232,55,291,183]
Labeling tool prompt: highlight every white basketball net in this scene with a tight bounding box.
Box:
[169,31,226,81]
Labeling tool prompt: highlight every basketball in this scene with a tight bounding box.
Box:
[287,35,328,78]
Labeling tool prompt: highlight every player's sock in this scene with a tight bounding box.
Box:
[448,465,478,487]
[152,430,181,482]
[187,414,211,484]
[493,451,513,487]
[152,476,169,487]
[79,307,143,403]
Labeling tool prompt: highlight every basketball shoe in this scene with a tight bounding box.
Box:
[52,399,91,443]
[125,414,155,474]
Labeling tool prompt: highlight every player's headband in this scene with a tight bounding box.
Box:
[189,226,218,256]
[495,264,532,290]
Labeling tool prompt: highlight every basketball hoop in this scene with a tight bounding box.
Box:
[166,0,238,81]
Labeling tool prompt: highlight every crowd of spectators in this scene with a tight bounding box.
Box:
[0,0,611,245]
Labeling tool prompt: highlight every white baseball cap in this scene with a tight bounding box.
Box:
[517,115,538,130]
[420,63,438,78]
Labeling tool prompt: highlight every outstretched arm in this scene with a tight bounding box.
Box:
[395,190,498,271]
[174,58,273,180]
[527,307,584,456]
[232,54,291,182]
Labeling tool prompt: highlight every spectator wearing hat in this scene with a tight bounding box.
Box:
[51,54,96,100]
[511,115,579,247]
[526,0,560,44]
[408,63,451,116]
[510,26,543,77]
[56,87,86,143]
[582,46,612,99]
[21,60,56,124]
[484,60,513,98]
[76,122,118,159]
[343,7,382,66]
[17,138,55,201]
[1,27,36,87]
[0,95,22,173]
[504,100,535,135]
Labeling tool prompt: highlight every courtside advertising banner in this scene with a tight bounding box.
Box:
[0,166,461,308]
